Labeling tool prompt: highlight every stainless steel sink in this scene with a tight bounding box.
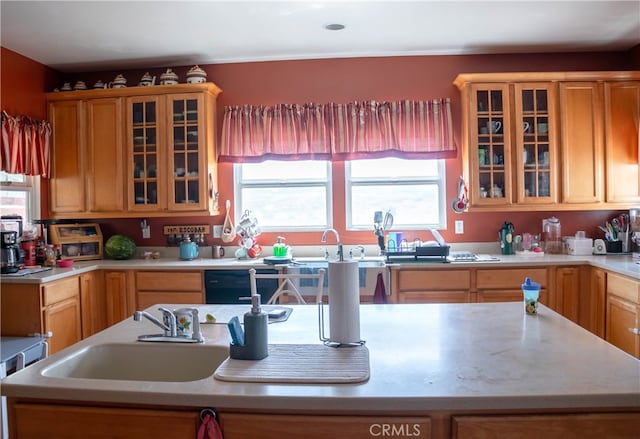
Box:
[41,343,229,382]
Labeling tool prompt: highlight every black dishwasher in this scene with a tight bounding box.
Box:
[204,269,279,304]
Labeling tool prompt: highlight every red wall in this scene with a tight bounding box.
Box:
[5,46,635,247]
[1,47,60,216]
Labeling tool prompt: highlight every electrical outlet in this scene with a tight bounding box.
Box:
[455,220,464,234]
[142,226,151,239]
[213,225,222,238]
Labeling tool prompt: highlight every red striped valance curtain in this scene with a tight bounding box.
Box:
[219,99,455,162]
[220,104,332,162]
[1,111,51,177]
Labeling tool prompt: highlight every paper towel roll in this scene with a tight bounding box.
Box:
[328,260,361,344]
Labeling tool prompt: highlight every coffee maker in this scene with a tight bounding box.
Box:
[1,231,20,273]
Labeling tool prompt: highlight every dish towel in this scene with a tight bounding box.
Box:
[198,409,223,439]
[373,272,387,304]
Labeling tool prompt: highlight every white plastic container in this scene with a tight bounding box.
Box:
[565,237,593,256]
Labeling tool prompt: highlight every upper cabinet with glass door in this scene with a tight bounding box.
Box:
[455,74,558,210]
[125,84,221,216]
[469,84,512,206]
[47,83,222,219]
[513,83,558,205]
[455,71,639,211]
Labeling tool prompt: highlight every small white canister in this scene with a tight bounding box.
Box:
[186,65,207,83]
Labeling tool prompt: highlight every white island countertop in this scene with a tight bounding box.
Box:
[2,303,639,413]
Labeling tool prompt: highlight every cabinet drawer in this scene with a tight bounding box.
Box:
[476,268,547,289]
[397,270,471,291]
[220,413,431,439]
[42,276,80,306]
[135,271,203,292]
[607,272,640,304]
[136,291,204,310]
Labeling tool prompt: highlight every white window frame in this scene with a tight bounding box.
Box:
[233,161,333,231]
[345,159,447,231]
[0,172,41,226]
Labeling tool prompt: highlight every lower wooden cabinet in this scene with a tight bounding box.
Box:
[1,276,81,354]
[79,271,107,338]
[391,269,472,303]
[104,270,135,326]
[585,267,606,337]
[219,413,431,439]
[476,267,548,304]
[134,271,204,309]
[453,413,640,438]
[606,272,640,358]
[10,402,200,439]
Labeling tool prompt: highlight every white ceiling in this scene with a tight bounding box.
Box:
[2,0,639,73]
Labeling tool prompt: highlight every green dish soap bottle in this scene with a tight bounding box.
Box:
[273,236,287,257]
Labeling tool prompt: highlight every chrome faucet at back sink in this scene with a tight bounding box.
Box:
[321,228,343,261]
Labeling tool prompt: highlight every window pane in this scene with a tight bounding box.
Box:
[1,189,29,219]
[241,186,328,228]
[241,161,327,181]
[0,172,25,184]
[351,184,440,228]
[350,157,439,179]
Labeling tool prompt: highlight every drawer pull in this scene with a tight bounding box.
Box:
[628,328,640,335]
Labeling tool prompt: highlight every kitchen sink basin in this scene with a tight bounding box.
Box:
[42,343,229,382]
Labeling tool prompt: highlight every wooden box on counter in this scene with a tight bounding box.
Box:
[49,223,103,260]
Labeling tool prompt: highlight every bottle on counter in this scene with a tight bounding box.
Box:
[542,216,562,254]
[44,245,56,267]
[273,236,287,257]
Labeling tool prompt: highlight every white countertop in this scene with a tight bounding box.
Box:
[2,303,639,413]
[3,252,638,284]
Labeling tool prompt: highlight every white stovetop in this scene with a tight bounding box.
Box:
[2,303,638,412]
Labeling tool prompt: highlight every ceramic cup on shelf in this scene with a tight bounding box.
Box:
[60,82,72,91]
[138,72,155,86]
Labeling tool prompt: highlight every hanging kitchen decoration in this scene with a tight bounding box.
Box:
[221,200,236,243]
[451,175,468,213]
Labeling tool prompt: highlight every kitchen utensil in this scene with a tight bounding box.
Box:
[221,200,236,243]
[451,175,468,213]
[179,236,199,260]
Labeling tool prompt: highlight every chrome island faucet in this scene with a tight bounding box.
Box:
[321,228,344,261]
[133,307,204,343]
[134,307,177,337]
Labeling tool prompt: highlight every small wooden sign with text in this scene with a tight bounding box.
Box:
[163,225,211,235]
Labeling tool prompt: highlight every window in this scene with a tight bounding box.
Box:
[234,161,332,230]
[346,158,446,230]
[0,172,40,226]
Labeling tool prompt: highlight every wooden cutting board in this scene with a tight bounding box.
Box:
[214,344,369,384]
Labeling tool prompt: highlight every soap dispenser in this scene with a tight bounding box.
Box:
[273,236,287,257]
[229,294,269,360]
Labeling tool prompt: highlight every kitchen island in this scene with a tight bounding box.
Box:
[2,302,639,438]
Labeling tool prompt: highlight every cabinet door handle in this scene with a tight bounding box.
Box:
[628,327,640,335]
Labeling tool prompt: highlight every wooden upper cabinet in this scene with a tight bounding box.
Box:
[559,82,604,204]
[454,71,639,211]
[49,100,86,214]
[604,81,640,204]
[46,83,221,218]
[513,82,558,204]
[86,98,125,212]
